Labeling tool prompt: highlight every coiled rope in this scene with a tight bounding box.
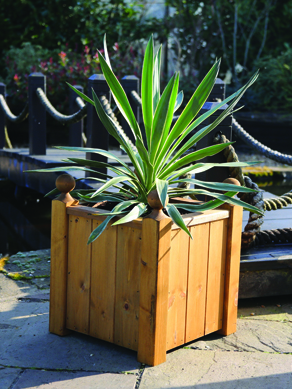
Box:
[213,133,265,249]
[0,95,28,123]
[213,132,292,248]
[130,90,142,108]
[99,95,137,152]
[232,117,292,165]
[255,228,292,245]
[264,192,292,211]
[36,88,87,124]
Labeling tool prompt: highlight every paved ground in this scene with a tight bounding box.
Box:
[1,250,292,389]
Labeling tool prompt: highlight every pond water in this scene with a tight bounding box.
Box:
[0,181,51,257]
[256,180,292,197]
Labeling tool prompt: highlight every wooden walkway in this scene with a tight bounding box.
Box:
[240,191,292,298]
[0,147,130,195]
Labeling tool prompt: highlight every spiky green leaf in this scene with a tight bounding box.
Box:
[141,35,154,147]
[112,203,148,226]
[156,178,168,208]
[166,204,192,239]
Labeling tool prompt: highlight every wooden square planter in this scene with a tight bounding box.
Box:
[49,192,242,366]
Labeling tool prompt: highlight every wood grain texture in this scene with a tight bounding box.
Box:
[66,215,92,334]
[172,209,229,230]
[185,223,210,342]
[67,205,142,229]
[49,199,75,336]
[137,217,172,366]
[166,228,189,350]
[114,225,142,351]
[205,219,228,335]
[90,220,117,342]
[217,204,242,335]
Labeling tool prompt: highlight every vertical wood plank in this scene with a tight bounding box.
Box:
[185,223,210,342]
[137,217,172,366]
[90,220,117,342]
[217,205,242,335]
[166,229,189,350]
[66,215,92,334]
[114,225,142,351]
[205,219,228,335]
[49,199,74,336]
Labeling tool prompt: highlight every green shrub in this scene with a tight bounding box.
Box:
[251,44,292,112]
[1,42,143,113]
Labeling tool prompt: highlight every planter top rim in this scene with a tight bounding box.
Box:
[66,203,230,229]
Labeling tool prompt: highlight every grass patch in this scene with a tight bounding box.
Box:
[7,272,33,281]
[0,256,9,272]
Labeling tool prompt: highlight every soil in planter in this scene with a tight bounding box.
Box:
[81,198,194,217]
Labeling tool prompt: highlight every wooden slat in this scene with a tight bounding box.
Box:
[185,223,210,342]
[68,206,228,231]
[166,228,189,350]
[114,225,142,351]
[90,220,117,342]
[171,209,229,230]
[218,204,242,335]
[205,219,228,335]
[137,217,172,366]
[67,206,142,229]
[66,215,92,334]
[49,199,74,336]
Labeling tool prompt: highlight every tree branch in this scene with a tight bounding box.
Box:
[243,2,268,69]
[233,2,238,85]
[255,1,273,62]
[213,0,231,70]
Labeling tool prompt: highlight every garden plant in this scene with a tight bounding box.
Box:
[29,35,263,243]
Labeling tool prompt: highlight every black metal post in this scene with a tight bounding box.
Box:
[28,73,46,155]
[86,74,110,177]
[0,83,6,148]
[69,85,84,146]
[121,75,140,144]
[195,78,232,184]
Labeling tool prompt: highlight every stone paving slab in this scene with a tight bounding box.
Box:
[140,349,292,389]
[0,367,22,389]
[1,249,51,289]
[1,251,292,388]
[11,370,136,389]
[0,299,140,374]
[0,273,38,301]
[190,319,292,353]
[238,297,292,322]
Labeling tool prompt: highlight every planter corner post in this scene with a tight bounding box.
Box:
[218,203,243,336]
[49,174,78,336]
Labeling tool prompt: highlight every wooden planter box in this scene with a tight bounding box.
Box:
[49,196,242,366]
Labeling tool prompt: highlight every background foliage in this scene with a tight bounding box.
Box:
[165,0,292,111]
[0,0,159,56]
[2,42,143,112]
[1,0,292,112]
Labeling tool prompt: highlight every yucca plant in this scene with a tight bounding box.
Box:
[28,35,263,244]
